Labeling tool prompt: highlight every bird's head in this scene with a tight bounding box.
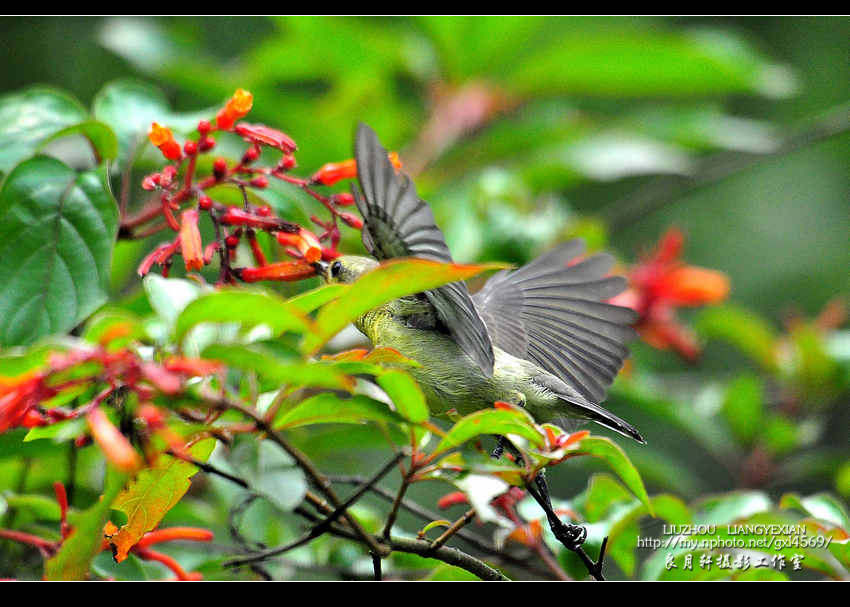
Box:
[312,255,378,285]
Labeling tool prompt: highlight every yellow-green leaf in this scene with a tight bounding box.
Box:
[108,439,214,562]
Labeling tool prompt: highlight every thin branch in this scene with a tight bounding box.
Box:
[327,474,554,578]
[224,452,404,569]
[382,473,411,540]
[207,391,387,557]
[430,508,476,550]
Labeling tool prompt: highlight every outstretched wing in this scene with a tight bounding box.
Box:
[352,123,494,376]
[472,239,637,402]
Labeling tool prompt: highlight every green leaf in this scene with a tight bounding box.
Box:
[287,283,348,314]
[273,393,406,430]
[108,439,215,562]
[175,289,313,342]
[45,467,127,580]
[0,156,118,346]
[24,417,87,443]
[91,79,170,169]
[302,258,505,354]
[0,87,88,173]
[694,490,772,524]
[433,406,545,456]
[377,370,429,423]
[780,492,850,530]
[38,120,119,164]
[721,374,764,445]
[574,436,653,515]
[3,493,62,521]
[202,343,355,392]
[503,26,794,98]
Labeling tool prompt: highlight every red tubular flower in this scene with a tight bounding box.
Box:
[275,228,322,263]
[234,123,297,153]
[87,408,142,473]
[437,491,469,509]
[164,357,223,376]
[0,376,41,433]
[338,212,363,229]
[331,192,355,206]
[238,260,316,282]
[310,152,401,186]
[148,123,182,162]
[219,207,284,231]
[216,88,253,130]
[137,239,180,277]
[135,527,214,549]
[179,209,204,271]
[612,227,730,361]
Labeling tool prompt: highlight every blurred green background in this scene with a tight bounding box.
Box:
[2,16,846,319]
[0,16,848,580]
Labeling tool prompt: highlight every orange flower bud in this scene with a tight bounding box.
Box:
[238,260,316,282]
[216,88,253,130]
[148,123,182,161]
[311,152,402,186]
[87,408,142,474]
[179,210,204,271]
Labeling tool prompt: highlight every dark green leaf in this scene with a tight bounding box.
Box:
[0,156,118,346]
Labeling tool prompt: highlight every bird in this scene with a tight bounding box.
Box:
[312,123,644,444]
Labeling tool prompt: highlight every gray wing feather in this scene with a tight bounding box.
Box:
[473,239,637,402]
[353,123,495,376]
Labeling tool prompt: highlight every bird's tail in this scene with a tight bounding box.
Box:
[556,394,645,444]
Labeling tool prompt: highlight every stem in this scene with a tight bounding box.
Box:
[224,452,404,568]
[429,508,475,550]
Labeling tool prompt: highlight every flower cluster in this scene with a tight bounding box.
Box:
[610,227,730,361]
[131,88,400,285]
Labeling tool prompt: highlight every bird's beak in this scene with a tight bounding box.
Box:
[312,260,329,278]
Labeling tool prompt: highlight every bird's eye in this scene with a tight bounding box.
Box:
[330,261,342,278]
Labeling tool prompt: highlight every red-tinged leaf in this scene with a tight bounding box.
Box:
[87,408,141,474]
[108,439,215,562]
[302,258,506,354]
